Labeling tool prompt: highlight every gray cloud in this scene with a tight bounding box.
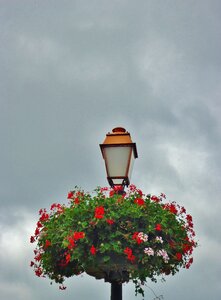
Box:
[1,0,221,299]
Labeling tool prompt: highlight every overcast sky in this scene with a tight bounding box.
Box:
[0,1,221,299]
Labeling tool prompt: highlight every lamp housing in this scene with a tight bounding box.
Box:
[100,127,138,187]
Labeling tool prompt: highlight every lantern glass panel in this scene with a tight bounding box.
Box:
[128,152,135,182]
[104,146,131,177]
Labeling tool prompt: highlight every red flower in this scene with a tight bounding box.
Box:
[100,187,109,192]
[34,228,40,236]
[95,206,105,219]
[169,240,175,248]
[134,198,145,206]
[35,267,43,277]
[67,191,74,199]
[34,253,41,262]
[30,261,35,267]
[186,214,192,222]
[124,247,135,262]
[132,232,143,244]
[106,219,114,225]
[124,247,133,257]
[30,236,35,243]
[37,221,43,228]
[151,195,160,203]
[163,203,178,214]
[50,203,64,214]
[175,252,182,261]
[66,253,71,264]
[128,254,135,262]
[169,204,178,215]
[129,184,137,191]
[39,212,49,222]
[180,206,186,214]
[155,223,162,231]
[74,197,80,204]
[68,237,75,249]
[109,190,115,197]
[137,189,143,196]
[59,285,67,290]
[185,257,193,269]
[45,240,51,248]
[109,185,124,196]
[73,232,85,240]
[90,245,96,255]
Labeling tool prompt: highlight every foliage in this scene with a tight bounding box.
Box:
[30,185,197,296]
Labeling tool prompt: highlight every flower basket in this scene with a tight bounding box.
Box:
[85,253,134,282]
[30,185,197,296]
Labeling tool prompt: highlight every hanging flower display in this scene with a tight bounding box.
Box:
[30,185,197,297]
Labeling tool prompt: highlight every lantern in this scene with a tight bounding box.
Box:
[100,127,138,187]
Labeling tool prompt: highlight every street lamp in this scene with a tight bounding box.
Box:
[100,127,138,188]
[100,127,138,300]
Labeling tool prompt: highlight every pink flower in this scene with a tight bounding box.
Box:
[144,247,154,256]
[157,249,169,263]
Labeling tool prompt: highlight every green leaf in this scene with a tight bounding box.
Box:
[62,240,69,248]
[103,255,110,262]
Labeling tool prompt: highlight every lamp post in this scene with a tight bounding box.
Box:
[100,127,138,300]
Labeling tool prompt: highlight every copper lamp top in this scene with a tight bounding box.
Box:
[101,127,138,158]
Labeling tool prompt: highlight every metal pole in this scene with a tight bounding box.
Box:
[110,188,124,300]
[111,282,122,300]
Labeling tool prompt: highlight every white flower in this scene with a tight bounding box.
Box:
[155,236,163,243]
[144,247,154,256]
